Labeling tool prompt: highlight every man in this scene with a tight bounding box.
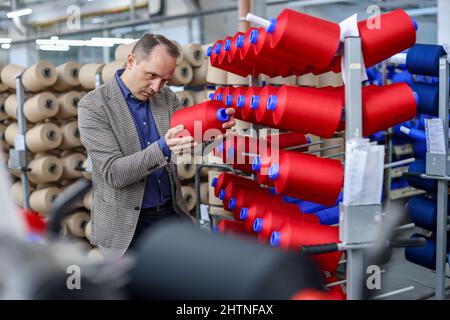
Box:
[78,34,235,258]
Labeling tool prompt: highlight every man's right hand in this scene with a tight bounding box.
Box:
[165,125,198,153]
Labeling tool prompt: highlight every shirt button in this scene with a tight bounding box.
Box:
[143,122,146,126]
[134,206,140,211]
[147,142,150,145]
[158,180,161,184]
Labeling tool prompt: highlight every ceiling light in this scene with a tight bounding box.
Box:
[39,44,70,51]
[7,8,32,18]
[1,44,11,49]
[0,38,12,44]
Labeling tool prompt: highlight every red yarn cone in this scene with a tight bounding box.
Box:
[254,85,280,127]
[212,172,259,198]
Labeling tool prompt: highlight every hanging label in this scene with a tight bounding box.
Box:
[425,118,446,154]
[14,135,26,151]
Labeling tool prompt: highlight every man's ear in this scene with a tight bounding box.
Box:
[126,53,136,70]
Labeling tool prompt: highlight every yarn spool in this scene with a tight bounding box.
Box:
[224,33,255,77]
[82,158,92,180]
[239,197,284,231]
[362,83,417,136]
[267,85,344,138]
[52,61,81,92]
[4,122,19,147]
[11,181,34,207]
[406,159,437,193]
[170,100,229,142]
[227,187,280,217]
[101,60,126,83]
[29,187,60,214]
[406,196,446,231]
[358,9,416,69]
[177,161,196,180]
[214,37,252,77]
[115,42,136,61]
[314,206,340,226]
[24,92,59,123]
[0,64,25,89]
[226,86,247,119]
[297,73,319,87]
[253,153,275,186]
[0,95,8,121]
[271,220,341,273]
[216,134,259,173]
[175,91,195,108]
[206,59,228,85]
[26,123,62,153]
[192,90,208,105]
[208,171,223,206]
[227,72,249,86]
[63,211,90,238]
[79,63,104,90]
[22,61,58,92]
[59,121,81,149]
[406,44,446,77]
[189,59,208,86]
[239,86,262,123]
[181,185,196,211]
[172,41,184,65]
[200,182,209,204]
[405,234,450,270]
[61,152,85,180]
[254,207,320,243]
[269,151,343,206]
[212,172,259,198]
[4,94,18,119]
[251,86,279,127]
[410,82,439,116]
[57,91,82,119]
[85,220,92,241]
[83,189,93,211]
[170,60,194,86]
[268,9,340,70]
[182,44,204,67]
[216,219,246,235]
[28,155,63,184]
[220,183,269,213]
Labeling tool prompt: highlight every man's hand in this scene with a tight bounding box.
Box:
[222,108,236,129]
[165,125,198,153]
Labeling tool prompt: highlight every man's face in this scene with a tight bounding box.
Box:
[125,44,177,101]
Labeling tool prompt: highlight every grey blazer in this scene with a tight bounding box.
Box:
[78,78,190,258]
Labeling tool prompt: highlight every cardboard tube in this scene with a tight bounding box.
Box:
[57,91,82,119]
[26,123,62,153]
[269,75,297,85]
[101,60,126,83]
[24,92,59,123]
[59,120,81,149]
[227,72,249,85]
[172,40,184,65]
[181,185,196,211]
[209,205,233,218]
[28,155,63,184]
[1,64,25,90]
[22,61,58,92]
[79,63,104,90]
[200,182,209,204]
[175,91,194,108]
[317,71,343,88]
[170,60,193,86]
[177,161,196,180]
[321,137,344,162]
[206,60,227,85]
[4,94,17,119]
[85,220,92,241]
[30,187,60,214]
[189,59,208,86]
[115,42,136,61]
[182,44,204,67]
[52,61,81,92]
[192,90,208,105]
[61,152,85,180]
[11,181,35,207]
[297,73,319,87]
[0,95,8,121]
[4,122,18,146]
[82,158,92,180]
[83,189,93,211]
[63,211,90,237]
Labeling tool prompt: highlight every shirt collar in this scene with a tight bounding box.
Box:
[115,69,147,105]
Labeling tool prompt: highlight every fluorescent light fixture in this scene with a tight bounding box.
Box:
[91,37,136,45]
[1,44,11,49]
[39,44,70,51]
[84,40,114,47]
[35,37,138,48]
[7,8,32,18]
[0,38,12,44]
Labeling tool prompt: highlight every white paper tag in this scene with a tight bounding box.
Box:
[425,118,446,154]
[200,204,211,222]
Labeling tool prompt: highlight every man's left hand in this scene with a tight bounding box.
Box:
[222,108,236,130]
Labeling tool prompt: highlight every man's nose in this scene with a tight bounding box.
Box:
[150,79,163,93]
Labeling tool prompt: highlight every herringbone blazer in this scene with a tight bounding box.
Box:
[78,78,190,258]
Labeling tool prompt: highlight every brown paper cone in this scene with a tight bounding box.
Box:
[101,60,126,83]
[24,92,59,123]
[61,152,85,180]
[4,122,18,147]
[175,91,195,108]
[22,61,58,92]
[209,205,233,218]
[79,63,104,90]
[30,187,61,213]
[177,161,196,180]
[192,90,208,105]
[321,137,344,162]
[28,155,63,184]
[297,73,319,87]
[4,94,17,119]
[115,42,136,61]
[59,120,81,149]
[83,189,93,211]
[227,72,249,85]
[56,91,82,119]
[0,95,8,121]
[11,181,35,207]
[317,71,343,88]
[206,60,227,85]
[182,44,204,67]
[1,64,25,90]
[200,182,209,204]
[181,185,196,211]
[52,61,81,92]
[269,75,297,85]
[172,40,184,65]
[63,211,90,237]
[170,60,193,86]
[189,59,208,86]
[85,220,92,241]
[26,123,62,153]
